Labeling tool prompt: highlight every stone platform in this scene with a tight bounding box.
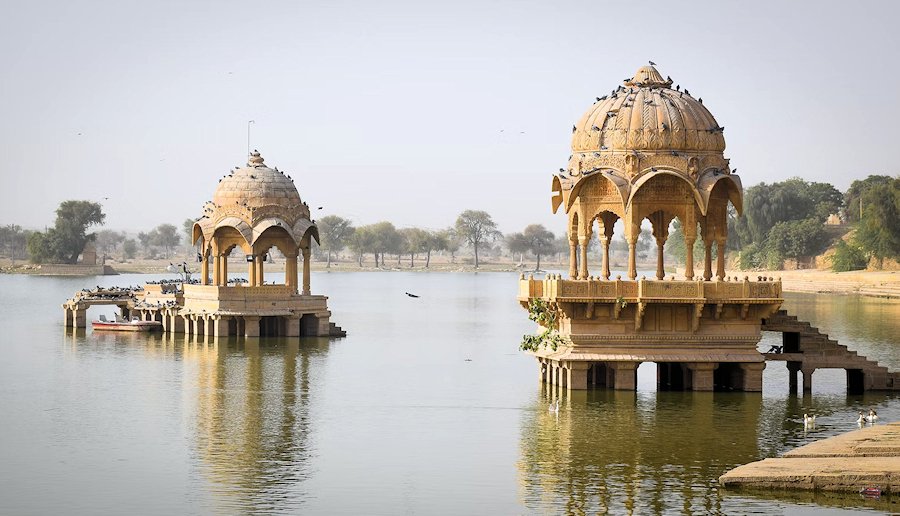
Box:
[719,423,900,494]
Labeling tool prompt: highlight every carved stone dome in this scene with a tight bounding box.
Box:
[212,151,304,208]
[571,65,725,154]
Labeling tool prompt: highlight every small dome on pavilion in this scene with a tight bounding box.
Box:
[213,151,305,208]
[571,65,725,154]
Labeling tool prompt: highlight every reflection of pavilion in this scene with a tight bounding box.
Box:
[517,389,763,513]
[184,335,331,512]
[520,66,782,391]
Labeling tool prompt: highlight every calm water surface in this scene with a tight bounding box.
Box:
[0,272,898,515]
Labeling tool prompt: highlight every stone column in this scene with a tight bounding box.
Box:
[740,363,765,392]
[655,236,666,280]
[74,308,87,328]
[201,253,209,285]
[285,254,298,291]
[64,307,73,328]
[627,239,638,280]
[684,235,696,280]
[689,363,717,391]
[248,256,257,286]
[220,254,228,285]
[256,255,265,285]
[566,362,591,390]
[244,316,260,337]
[212,316,229,337]
[302,248,311,295]
[568,239,578,279]
[286,317,300,337]
[703,241,713,281]
[192,316,202,336]
[612,362,638,390]
[787,361,800,393]
[802,368,814,392]
[600,236,611,280]
[716,237,727,281]
[578,237,589,279]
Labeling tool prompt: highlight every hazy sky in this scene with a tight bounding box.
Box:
[2,0,898,235]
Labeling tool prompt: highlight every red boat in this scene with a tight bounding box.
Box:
[92,314,162,332]
[859,486,881,497]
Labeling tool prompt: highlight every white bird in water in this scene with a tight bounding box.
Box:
[867,409,879,423]
[803,413,816,425]
[548,400,560,414]
[857,412,866,425]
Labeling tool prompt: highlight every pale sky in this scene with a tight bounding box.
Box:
[1,0,898,236]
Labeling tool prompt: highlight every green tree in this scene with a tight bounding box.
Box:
[28,200,105,263]
[183,218,196,246]
[765,218,830,264]
[151,224,180,259]
[347,225,376,267]
[400,227,429,267]
[454,210,502,268]
[441,228,461,263]
[854,177,900,265]
[94,230,125,255]
[369,221,400,268]
[844,175,893,223]
[0,224,30,263]
[831,240,868,272]
[507,224,555,270]
[318,215,355,268]
[122,238,137,260]
[424,230,448,268]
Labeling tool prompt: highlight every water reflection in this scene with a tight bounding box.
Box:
[63,328,331,514]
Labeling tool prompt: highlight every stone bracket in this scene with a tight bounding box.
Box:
[635,301,647,331]
[714,303,724,320]
[740,303,750,320]
[692,303,704,332]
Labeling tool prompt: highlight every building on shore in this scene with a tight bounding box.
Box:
[64,151,344,338]
[519,65,782,391]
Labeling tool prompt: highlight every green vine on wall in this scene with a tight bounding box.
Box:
[520,299,568,352]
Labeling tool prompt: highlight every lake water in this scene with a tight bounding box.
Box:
[0,271,898,515]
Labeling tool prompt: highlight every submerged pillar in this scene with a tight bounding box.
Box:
[802,368,814,392]
[689,363,717,391]
[244,316,260,337]
[740,363,765,392]
[612,362,638,390]
[566,362,590,390]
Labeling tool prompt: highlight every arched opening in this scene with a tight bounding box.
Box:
[300,314,319,336]
[714,363,744,391]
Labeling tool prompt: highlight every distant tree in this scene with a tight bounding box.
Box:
[318,215,355,268]
[506,232,530,265]
[831,240,868,272]
[454,210,501,268]
[369,221,400,268]
[348,225,376,267]
[137,231,153,256]
[94,230,125,256]
[854,177,900,266]
[0,224,30,263]
[122,239,137,260]
[765,218,830,264]
[844,175,894,224]
[182,218,196,246]
[441,228,461,263]
[400,227,429,267]
[151,224,180,259]
[28,200,105,264]
[740,178,841,246]
[424,230,448,268]
[507,224,555,270]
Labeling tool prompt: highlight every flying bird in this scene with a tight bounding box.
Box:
[649,60,656,66]
[405,292,420,298]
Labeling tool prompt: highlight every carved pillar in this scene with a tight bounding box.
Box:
[600,236,611,280]
[568,239,578,279]
[703,241,713,281]
[684,234,696,280]
[302,247,311,295]
[655,237,666,280]
[627,239,638,281]
[578,237,589,279]
[625,211,640,281]
[716,237,727,281]
[201,251,209,285]
[257,255,265,285]
[213,316,229,337]
[220,254,228,285]
[248,255,257,286]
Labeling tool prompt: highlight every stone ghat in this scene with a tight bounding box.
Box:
[719,422,900,494]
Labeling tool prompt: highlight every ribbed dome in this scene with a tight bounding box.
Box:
[212,151,303,208]
[571,65,725,154]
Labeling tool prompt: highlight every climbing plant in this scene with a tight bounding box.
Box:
[520,299,567,352]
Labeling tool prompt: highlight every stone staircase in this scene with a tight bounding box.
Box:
[762,310,900,391]
[329,322,347,337]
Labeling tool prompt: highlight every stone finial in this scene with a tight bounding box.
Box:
[248,150,265,167]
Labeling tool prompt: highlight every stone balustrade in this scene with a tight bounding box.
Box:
[519,275,781,303]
